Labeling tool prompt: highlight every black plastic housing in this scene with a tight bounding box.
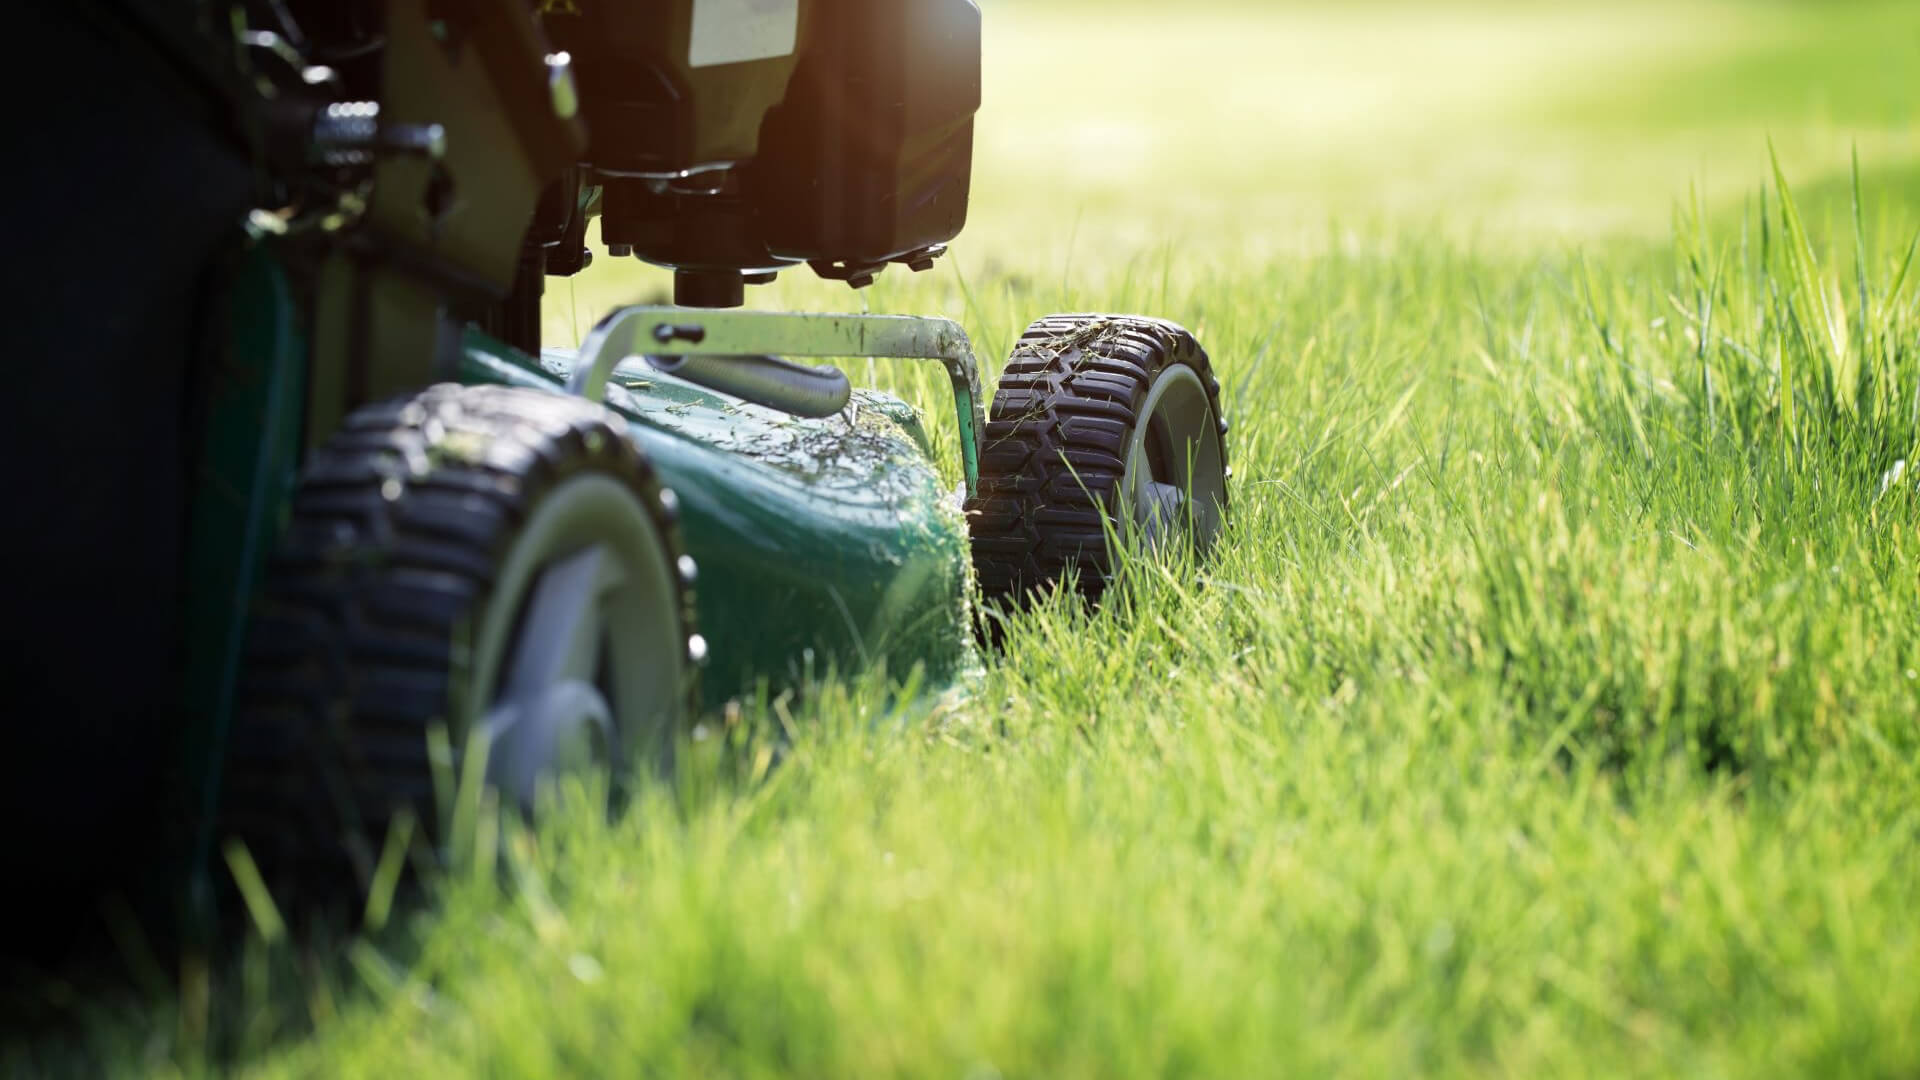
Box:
[552,0,981,278]
[544,2,801,175]
[755,0,981,266]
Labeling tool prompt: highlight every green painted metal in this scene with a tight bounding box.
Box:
[565,307,985,495]
[460,329,980,703]
[180,244,308,880]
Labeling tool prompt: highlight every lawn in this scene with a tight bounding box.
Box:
[25,0,1920,1075]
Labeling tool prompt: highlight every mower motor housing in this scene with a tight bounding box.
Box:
[548,0,983,294]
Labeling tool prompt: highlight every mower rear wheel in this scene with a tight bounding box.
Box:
[222,384,700,898]
[966,314,1229,607]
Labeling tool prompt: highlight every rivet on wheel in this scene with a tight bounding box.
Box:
[687,633,709,665]
[677,554,698,585]
[658,487,680,521]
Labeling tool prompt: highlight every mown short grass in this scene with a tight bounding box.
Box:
[14,1,1920,1076]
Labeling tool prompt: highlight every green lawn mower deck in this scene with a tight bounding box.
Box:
[476,333,980,703]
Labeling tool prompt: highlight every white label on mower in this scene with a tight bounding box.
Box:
[689,0,798,68]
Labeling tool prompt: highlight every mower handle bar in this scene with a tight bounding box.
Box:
[566,306,986,495]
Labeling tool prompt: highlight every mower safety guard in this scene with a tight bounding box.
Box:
[567,308,986,496]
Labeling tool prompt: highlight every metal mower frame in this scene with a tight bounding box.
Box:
[568,307,987,493]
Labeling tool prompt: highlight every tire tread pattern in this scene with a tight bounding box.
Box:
[222,384,696,900]
[965,314,1228,607]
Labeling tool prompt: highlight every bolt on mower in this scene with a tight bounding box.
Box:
[8,0,1231,919]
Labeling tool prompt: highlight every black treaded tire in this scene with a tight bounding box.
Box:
[221,383,699,898]
[966,314,1230,608]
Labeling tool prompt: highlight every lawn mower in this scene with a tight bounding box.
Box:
[8,0,1230,925]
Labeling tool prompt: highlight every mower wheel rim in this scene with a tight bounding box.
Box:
[468,473,684,808]
[1123,364,1227,551]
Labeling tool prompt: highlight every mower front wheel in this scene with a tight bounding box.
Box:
[223,384,701,897]
[966,314,1230,609]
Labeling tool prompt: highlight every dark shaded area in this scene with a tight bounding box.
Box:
[0,2,252,964]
